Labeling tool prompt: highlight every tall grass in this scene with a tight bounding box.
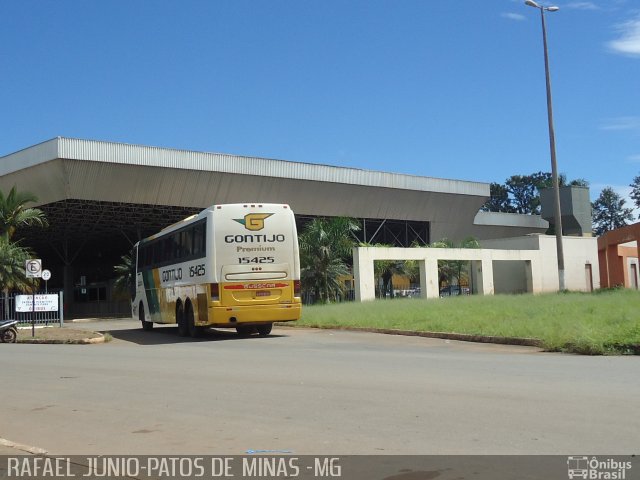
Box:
[298,290,640,355]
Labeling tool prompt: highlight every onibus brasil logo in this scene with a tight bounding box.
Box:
[234,213,274,231]
[567,456,633,479]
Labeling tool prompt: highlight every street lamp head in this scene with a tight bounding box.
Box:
[525,0,560,11]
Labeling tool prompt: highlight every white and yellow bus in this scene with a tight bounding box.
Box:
[132,203,302,337]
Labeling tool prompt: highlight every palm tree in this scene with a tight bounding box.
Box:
[0,186,48,240]
[430,237,480,291]
[0,238,33,318]
[374,259,407,299]
[0,186,48,318]
[299,217,360,303]
[113,251,135,298]
[0,238,32,290]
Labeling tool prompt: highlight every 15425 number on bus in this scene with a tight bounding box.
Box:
[238,256,275,264]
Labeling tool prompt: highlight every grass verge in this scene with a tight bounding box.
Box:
[298,290,640,355]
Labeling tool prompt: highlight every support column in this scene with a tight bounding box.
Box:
[353,248,376,302]
[480,256,494,295]
[419,260,427,299]
[424,258,439,299]
[606,245,623,287]
[525,260,533,293]
[471,260,482,294]
[63,265,74,316]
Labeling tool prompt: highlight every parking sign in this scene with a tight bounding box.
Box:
[25,259,42,278]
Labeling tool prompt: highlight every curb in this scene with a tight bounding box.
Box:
[0,437,48,455]
[280,324,543,348]
[342,327,543,347]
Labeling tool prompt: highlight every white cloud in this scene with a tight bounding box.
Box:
[626,154,640,163]
[565,2,600,10]
[501,12,526,21]
[607,15,640,57]
[600,116,640,132]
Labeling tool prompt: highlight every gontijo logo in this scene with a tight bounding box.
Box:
[234,213,274,231]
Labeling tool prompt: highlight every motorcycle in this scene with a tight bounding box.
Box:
[0,320,18,343]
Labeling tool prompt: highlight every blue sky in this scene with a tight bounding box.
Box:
[1,0,639,206]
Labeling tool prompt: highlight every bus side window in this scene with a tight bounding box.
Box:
[181,229,193,258]
[171,232,180,260]
[193,222,205,256]
[145,245,152,268]
[162,237,173,264]
[152,241,161,266]
[139,245,148,268]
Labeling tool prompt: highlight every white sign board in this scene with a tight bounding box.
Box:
[25,259,42,278]
[41,269,51,281]
[15,294,59,313]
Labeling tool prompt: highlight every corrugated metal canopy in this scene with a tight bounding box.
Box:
[0,137,549,319]
[0,137,490,226]
[1,137,488,195]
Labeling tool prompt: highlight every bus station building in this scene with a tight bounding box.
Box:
[0,137,595,317]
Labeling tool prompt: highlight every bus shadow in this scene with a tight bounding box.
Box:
[102,326,287,345]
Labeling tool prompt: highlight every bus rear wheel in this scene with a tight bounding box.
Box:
[140,304,153,331]
[177,303,188,337]
[257,324,273,336]
[236,325,255,336]
[186,303,201,338]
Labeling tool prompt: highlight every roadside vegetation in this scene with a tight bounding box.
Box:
[299,289,640,355]
[299,217,359,303]
[0,186,48,317]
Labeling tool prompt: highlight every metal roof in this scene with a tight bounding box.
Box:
[0,137,547,245]
[0,137,488,197]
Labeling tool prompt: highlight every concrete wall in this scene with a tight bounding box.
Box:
[353,234,600,301]
[481,235,600,292]
[492,261,529,294]
[626,255,639,289]
[353,246,543,301]
[597,223,640,289]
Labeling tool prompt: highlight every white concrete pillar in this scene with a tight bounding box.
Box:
[480,256,494,295]
[525,260,533,293]
[353,248,376,302]
[471,260,482,294]
[418,260,428,299]
[529,256,543,293]
[424,258,439,299]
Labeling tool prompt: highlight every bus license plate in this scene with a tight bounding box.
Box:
[256,291,271,297]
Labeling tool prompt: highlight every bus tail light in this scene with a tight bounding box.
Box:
[210,283,220,301]
[294,280,301,296]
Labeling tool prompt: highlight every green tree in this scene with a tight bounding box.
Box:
[430,237,480,290]
[299,217,360,303]
[0,238,31,292]
[505,172,556,214]
[373,257,407,299]
[0,186,48,318]
[0,238,33,318]
[630,175,640,218]
[113,251,135,299]
[592,187,634,236]
[483,172,589,215]
[481,183,514,213]
[0,186,48,240]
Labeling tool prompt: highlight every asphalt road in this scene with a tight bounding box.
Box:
[1,319,638,455]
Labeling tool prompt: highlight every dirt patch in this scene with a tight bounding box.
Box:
[16,327,106,344]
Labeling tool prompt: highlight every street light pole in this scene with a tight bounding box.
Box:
[525,0,565,290]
